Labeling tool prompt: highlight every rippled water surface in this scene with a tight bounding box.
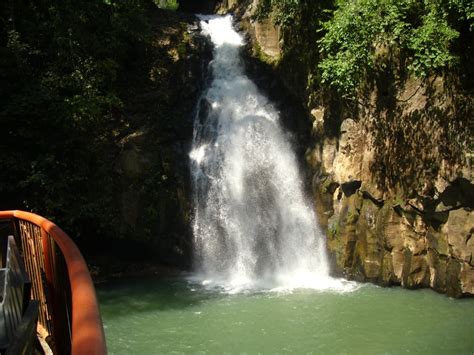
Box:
[98,277,474,354]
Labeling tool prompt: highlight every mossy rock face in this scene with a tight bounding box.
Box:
[427,228,449,257]
[381,251,396,286]
[320,181,473,294]
[312,173,338,231]
[357,200,384,280]
[103,8,213,269]
[327,214,345,275]
[427,249,447,293]
[446,258,463,298]
[326,193,363,276]
[405,255,430,289]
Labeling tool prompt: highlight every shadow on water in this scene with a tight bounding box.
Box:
[97,275,228,317]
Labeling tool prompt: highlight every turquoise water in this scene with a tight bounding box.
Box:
[98,276,474,354]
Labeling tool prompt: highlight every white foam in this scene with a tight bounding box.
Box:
[189,144,208,165]
[190,15,357,294]
[187,273,360,295]
[198,15,244,47]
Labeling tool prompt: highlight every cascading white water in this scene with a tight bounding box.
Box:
[190,15,354,293]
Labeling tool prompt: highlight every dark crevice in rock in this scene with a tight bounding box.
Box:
[422,211,450,230]
[360,190,384,207]
[326,182,340,195]
[407,201,424,214]
[341,180,362,197]
[393,204,404,217]
[437,177,474,210]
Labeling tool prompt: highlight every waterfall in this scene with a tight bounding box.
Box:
[190,15,352,292]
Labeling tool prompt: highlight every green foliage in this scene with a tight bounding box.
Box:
[0,0,152,240]
[408,9,459,77]
[154,0,179,11]
[449,0,474,24]
[254,0,301,27]
[318,0,468,96]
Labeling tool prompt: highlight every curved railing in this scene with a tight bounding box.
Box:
[0,210,106,355]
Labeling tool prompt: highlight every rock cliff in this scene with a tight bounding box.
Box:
[215,0,473,297]
[91,7,212,273]
[308,79,473,297]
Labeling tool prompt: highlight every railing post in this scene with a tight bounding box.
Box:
[40,227,57,353]
[41,227,71,355]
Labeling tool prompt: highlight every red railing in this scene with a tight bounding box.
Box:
[0,210,106,355]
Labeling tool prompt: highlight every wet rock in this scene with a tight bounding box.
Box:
[382,251,396,285]
[446,258,462,298]
[358,201,384,280]
[391,250,406,281]
[406,255,430,288]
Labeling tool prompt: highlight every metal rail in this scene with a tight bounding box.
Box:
[0,210,106,355]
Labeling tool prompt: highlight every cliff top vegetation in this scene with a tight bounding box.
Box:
[256,0,472,97]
